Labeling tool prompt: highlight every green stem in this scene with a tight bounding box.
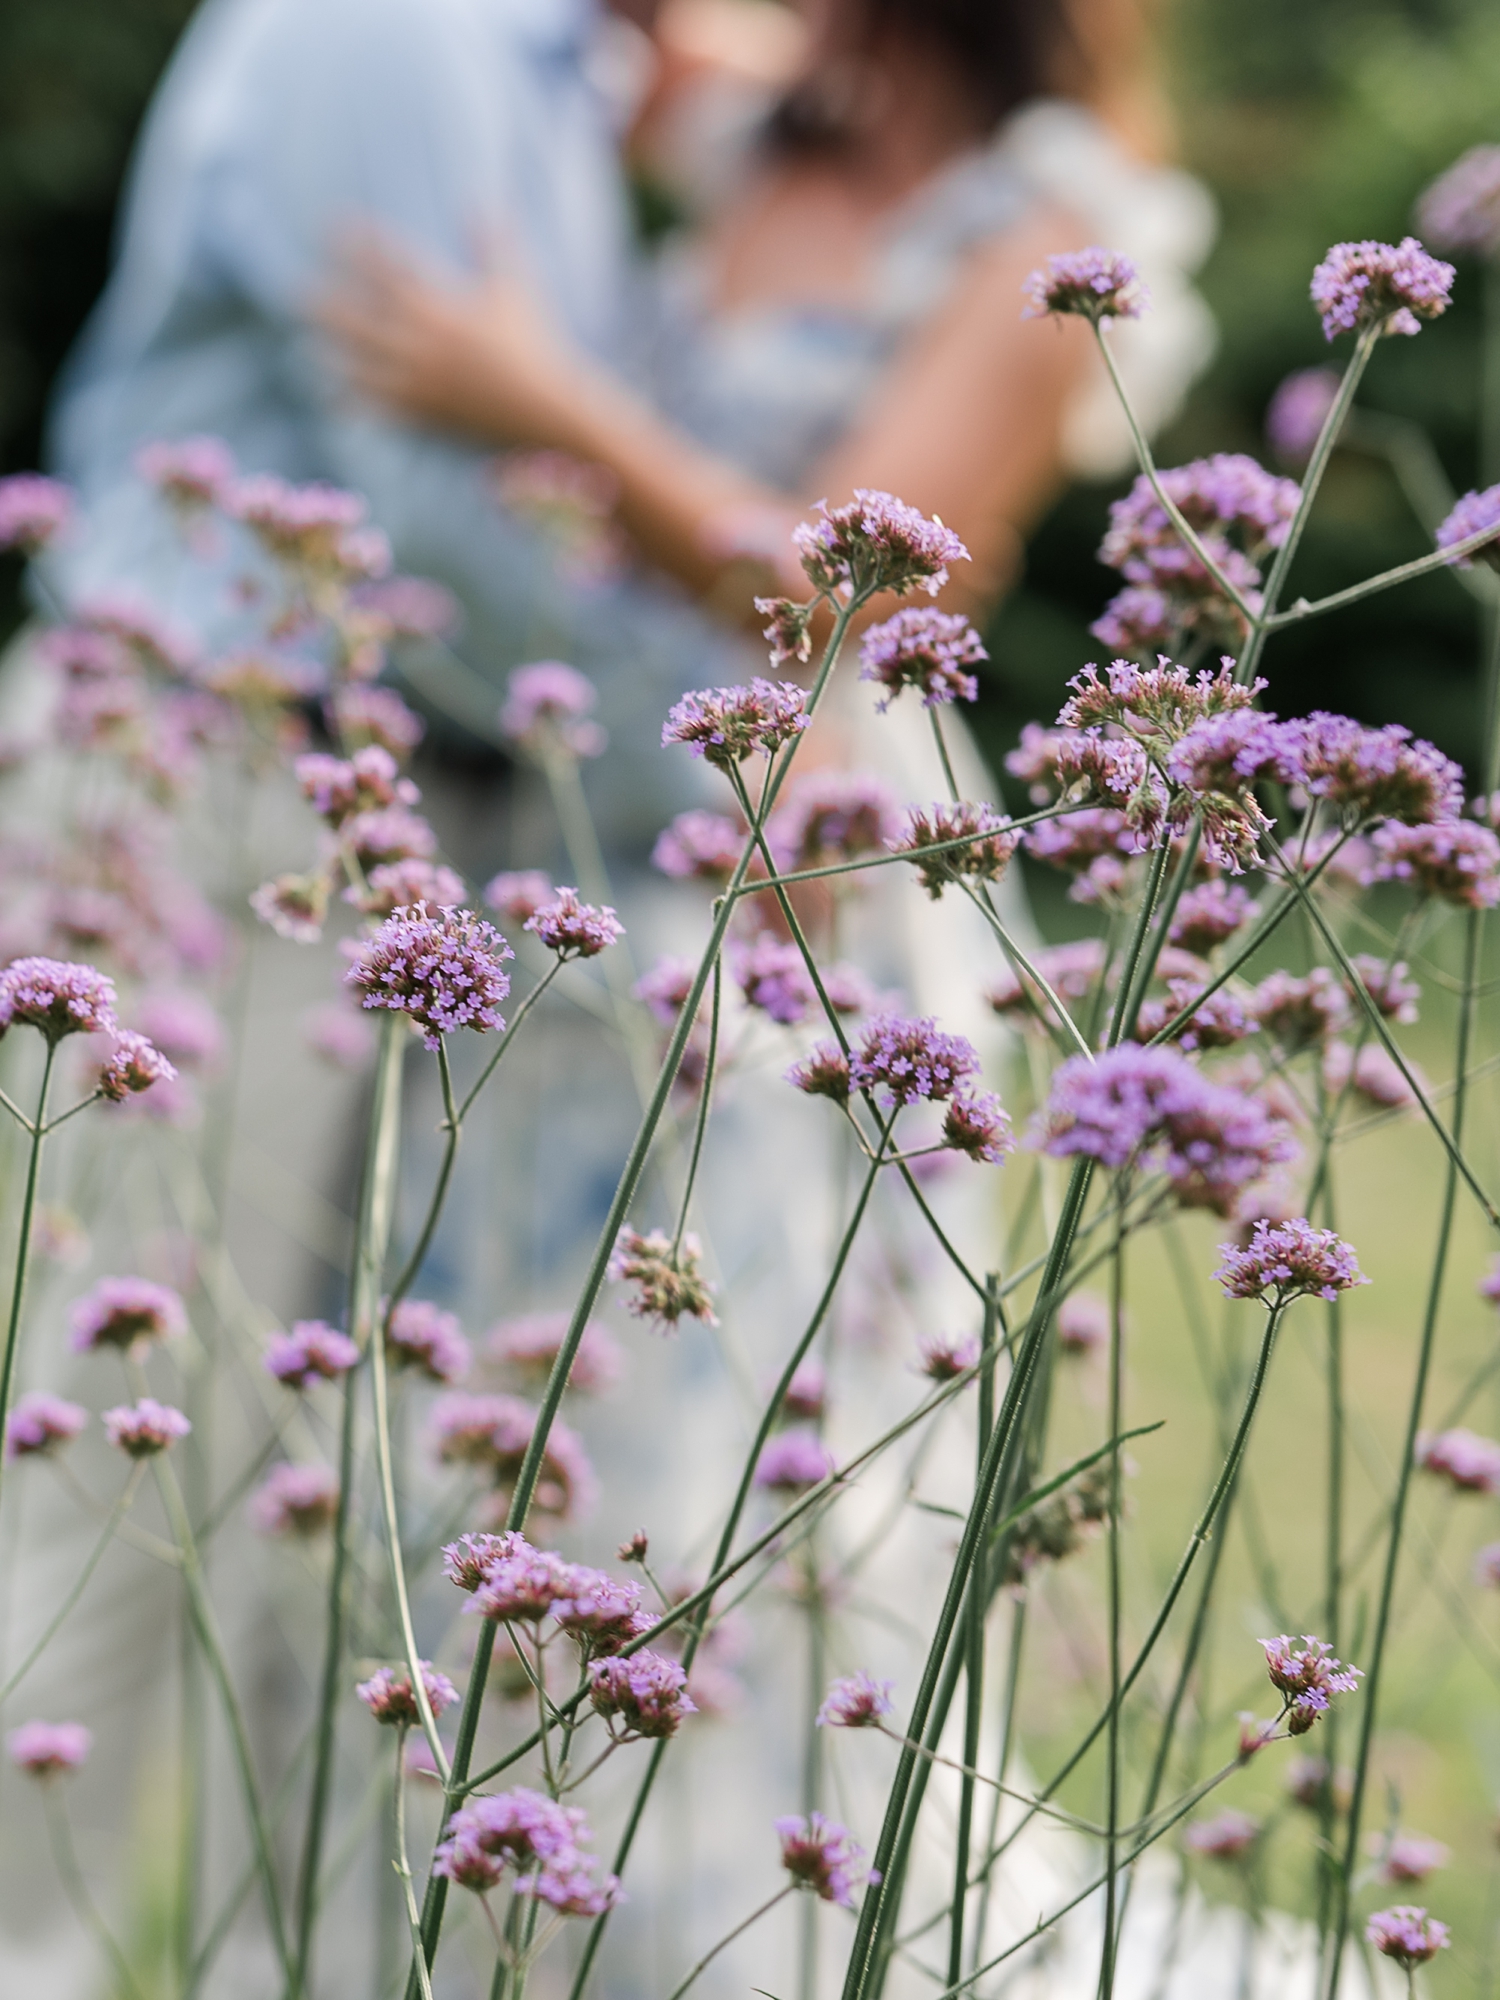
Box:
[1261,521,1500,630]
[0,1464,145,1702]
[456,961,562,1124]
[947,1280,998,1989]
[666,1884,795,2000]
[1099,1178,1129,2000]
[959,885,1093,1060]
[44,1786,147,2000]
[393,1731,437,2000]
[671,957,721,1256]
[1323,908,1482,1998]
[0,1040,55,1527]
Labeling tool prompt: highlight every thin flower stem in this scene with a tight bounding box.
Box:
[0,1039,55,1528]
[293,1015,405,2000]
[666,1883,795,2000]
[393,1731,437,2000]
[1265,833,1500,1225]
[958,884,1093,1060]
[43,1786,147,2000]
[385,1037,460,1312]
[1106,837,1174,1050]
[1087,327,1262,629]
[929,707,962,803]
[1262,520,1500,631]
[0,1464,146,1701]
[728,799,1079,899]
[1323,907,1482,1999]
[1118,824,1202,1045]
[40,1089,105,1136]
[456,961,563,1124]
[0,1084,33,1132]
[671,956,721,1257]
[155,1458,294,1983]
[947,1279,997,1989]
[409,594,865,1999]
[874,1727,1105,1836]
[1099,1176,1129,2000]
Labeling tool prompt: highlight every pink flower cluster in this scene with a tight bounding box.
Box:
[435,1787,621,1914]
[1414,1426,1500,1494]
[386,1298,471,1383]
[769,769,899,870]
[1021,248,1147,323]
[1216,1219,1367,1303]
[792,490,968,599]
[70,1276,186,1353]
[662,679,809,767]
[251,1463,341,1536]
[1260,1634,1362,1733]
[428,1393,595,1519]
[775,1811,870,1907]
[5,1393,88,1460]
[857,607,986,710]
[102,1398,191,1457]
[488,1311,621,1393]
[893,801,1017,899]
[816,1671,894,1728]
[1310,237,1454,339]
[589,1652,696,1739]
[524,887,624,959]
[345,904,512,1050]
[1365,1906,1450,1968]
[356,1661,459,1727]
[265,1320,361,1389]
[608,1226,717,1330]
[499,661,606,760]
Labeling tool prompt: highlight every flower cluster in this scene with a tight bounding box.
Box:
[71,1275,186,1353]
[1216,1220,1367,1303]
[345,904,511,1049]
[525,887,624,959]
[265,1320,360,1389]
[1365,1907,1451,1969]
[1365,819,1500,906]
[1021,248,1147,323]
[608,1227,717,1330]
[892,801,1017,898]
[428,1393,594,1520]
[1310,237,1455,339]
[0,956,117,1041]
[775,1812,869,1907]
[0,472,74,553]
[251,1463,340,1536]
[731,934,815,1025]
[499,661,607,760]
[848,1015,980,1108]
[5,1393,87,1460]
[916,1330,981,1379]
[791,490,968,599]
[355,1661,459,1727]
[7,1719,91,1777]
[1000,1463,1114,1590]
[1418,143,1500,255]
[1185,1810,1260,1861]
[651,811,744,884]
[435,1788,620,1914]
[1414,1426,1500,1495]
[1266,367,1342,465]
[816,1672,894,1728]
[103,1398,191,1457]
[1435,483,1500,570]
[662,679,809,767]
[1260,1634,1362,1733]
[986,939,1106,1018]
[488,1312,621,1394]
[296,745,418,826]
[386,1299,471,1383]
[1291,712,1463,825]
[484,870,555,924]
[857,607,986,709]
[1252,968,1350,1050]
[755,1430,836,1492]
[98,1031,177,1102]
[589,1652,696,1738]
[768,769,899,871]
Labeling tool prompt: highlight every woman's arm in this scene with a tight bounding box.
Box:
[318,209,1094,616]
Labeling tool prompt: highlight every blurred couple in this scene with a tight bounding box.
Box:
[50,0,1215,814]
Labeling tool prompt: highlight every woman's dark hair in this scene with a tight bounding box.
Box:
[769,0,1079,150]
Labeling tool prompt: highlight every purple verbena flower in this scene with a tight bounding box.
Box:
[662,679,809,767]
[1418,143,1500,255]
[98,1031,177,1102]
[775,1812,869,1907]
[1185,1810,1260,1860]
[916,1330,981,1380]
[1414,1426,1500,1494]
[483,870,555,925]
[651,811,744,884]
[0,474,74,554]
[135,991,223,1070]
[1260,1634,1362,1732]
[817,1671,894,1728]
[325,683,426,759]
[1215,1219,1367,1303]
[0,956,117,1041]
[354,574,460,641]
[525,887,624,959]
[848,1015,980,1108]
[348,859,467,921]
[1253,968,1351,1049]
[857,607,985,709]
[230,474,388,581]
[251,1463,340,1536]
[1057,1293,1111,1355]
[1349,955,1420,1024]
[1091,585,1184,655]
[250,872,329,943]
[488,1311,621,1394]
[769,769,900,871]
[1266,367,1343,465]
[1284,712,1464,825]
[608,1226,717,1329]
[346,904,511,1050]
[356,1661,459,1726]
[466,1540,576,1621]
[265,1320,360,1390]
[1373,1833,1449,1886]
[1170,880,1260,956]
[137,435,236,510]
[439,1530,528,1593]
[782,1359,826,1420]
[893,801,1017,899]
[1365,818,1500,906]
[1021,248,1147,323]
[296,744,419,827]
[1323,1040,1417,1112]
[303,1004,377,1070]
[71,1276,186,1353]
[786,1041,852,1102]
[1311,237,1455,339]
[345,805,439,869]
[1365,1907,1451,1969]
[755,594,814,667]
[7,1719,91,1777]
[633,956,698,1027]
[103,1398,191,1457]
[731,934,814,1025]
[377,1298,469,1383]
[428,1394,594,1520]
[986,939,1106,1017]
[1023,809,1137,903]
[942,1089,1014,1164]
[589,1651,696,1737]
[1005,721,1071,803]
[5,1392,87,1460]
[551,1570,648,1654]
[793,491,968,599]
[1435,483,1500,570]
[756,1429,835,1492]
[498,661,606,758]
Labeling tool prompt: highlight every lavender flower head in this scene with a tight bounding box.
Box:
[731,933,814,1025]
[250,873,328,944]
[1417,143,1500,256]
[1366,818,1500,907]
[71,1276,186,1353]
[98,1032,177,1102]
[786,1042,852,1102]
[1481,1255,1500,1308]
[550,1568,647,1653]
[609,1227,717,1329]
[792,490,968,598]
[1057,1293,1111,1355]
[893,801,1017,899]
[435,1788,619,1913]
[265,1321,360,1390]
[1021,248,1148,323]
[525,887,624,959]
[5,1393,87,1461]
[1373,1833,1450,1886]
[769,769,899,871]
[488,1311,622,1394]
[499,661,606,759]
[7,1720,91,1777]
[463,1540,576,1621]
[427,1393,594,1520]
[1435,483,1500,570]
[942,1089,1014,1165]
[386,1298,471,1383]
[1266,367,1342,464]
[348,859,468,922]
[1261,1634,1362,1733]
[136,435,236,511]
[326,682,426,759]
[1169,879,1260,956]
[483,870,555,925]
[355,1661,459,1727]
[1414,1426,1500,1494]
[1365,1907,1450,1969]
[651,810,744,883]
[755,1429,835,1492]
[917,1331,981,1380]
[251,1462,340,1536]
[1310,237,1455,339]
[858,607,985,710]
[662,679,809,767]
[0,956,117,1041]
[1185,1810,1260,1860]
[346,903,511,1050]
[776,1812,869,1907]
[1215,1219,1367,1304]
[0,473,74,553]
[848,1015,980,1108]
[817,1672,894,1728]
[589,1651,696,1738]
[103,1398,192,1457]
[755,594,814,667]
